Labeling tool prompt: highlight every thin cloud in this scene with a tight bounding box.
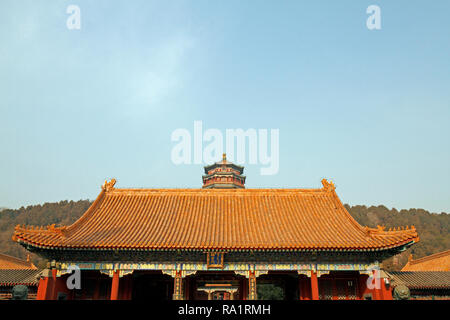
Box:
[126,33,195,110]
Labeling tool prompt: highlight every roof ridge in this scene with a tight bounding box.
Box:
[14,223,67,234]
[102,177,335,193]
[64,187,107,237]
[328,188,369,236]
[329,189,420,244]
[107,188,328,193]
[365,225,418,235]
[0,253,37,270]
[410,249,450,265]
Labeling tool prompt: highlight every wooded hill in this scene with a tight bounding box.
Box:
[0,200,448,270]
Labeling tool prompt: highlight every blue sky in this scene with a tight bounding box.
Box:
[0,0,449,212]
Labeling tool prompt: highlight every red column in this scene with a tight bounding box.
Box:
[48,269,57,300]
[310,271,319,300]
[36,276,49,300]
[110,270,120,300]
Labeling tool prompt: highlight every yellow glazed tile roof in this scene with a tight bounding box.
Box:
[402,250,450,271]
[0,253,37,270]
[13,179,419,251]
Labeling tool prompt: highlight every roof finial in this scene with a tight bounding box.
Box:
[223,153,226,161]
[321,179,336,191]
[102,178,117,192]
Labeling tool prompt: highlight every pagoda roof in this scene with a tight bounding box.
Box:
[401,250,450,272]
[203,154,244,174]
[203,171,246,179]
[13,179,419,252]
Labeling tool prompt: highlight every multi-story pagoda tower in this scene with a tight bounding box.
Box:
[202,153,246,189]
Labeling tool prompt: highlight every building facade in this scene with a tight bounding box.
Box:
[12,157,419,300]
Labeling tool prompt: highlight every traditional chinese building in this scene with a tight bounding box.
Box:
[12,156,419,300]
[387,250,450,300]
[0,253,41,300]
[202,154,245,189]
